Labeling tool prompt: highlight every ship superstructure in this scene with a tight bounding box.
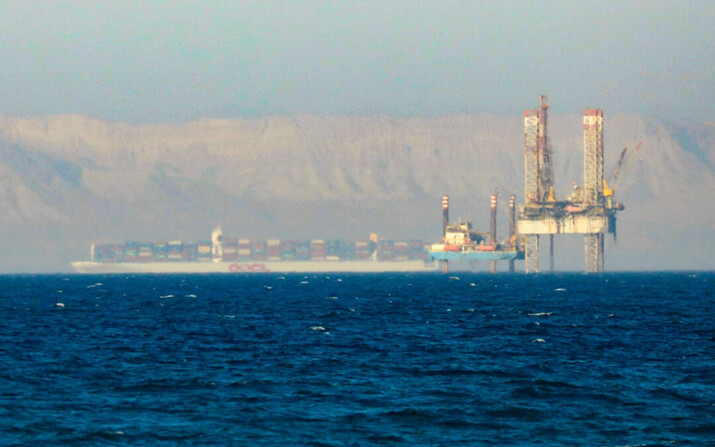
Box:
[428,194,523,272]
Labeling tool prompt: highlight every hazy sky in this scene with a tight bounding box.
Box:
[0,1,712,123]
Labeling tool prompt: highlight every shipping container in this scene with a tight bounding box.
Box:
[325,240,339,257]
[407,240,427,260]
[166,240,183,261]
[335,240,355,260]
[138,244,154,262]
[355,240,370,249]
[280,240,296,260]
[355,239,372,260]
[222,237,238,261]
[197,241,212,262]
[378,239,395,261]
[123,242,139,262]
[184,243,198,261]
[267,239,281,260]
[93,244,124,263]
[238,239,251,260]
[295,240,311,260]
[394,241,409,253]
[252,240,267,261]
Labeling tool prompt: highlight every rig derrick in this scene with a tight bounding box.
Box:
[518,97,632,273]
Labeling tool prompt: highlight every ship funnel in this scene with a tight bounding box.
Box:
[509,194,516,273]
[442,195,449,236]
[490,194,497,244]
[509,194,516,239]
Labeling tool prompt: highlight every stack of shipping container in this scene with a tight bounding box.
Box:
[377,240,394,261]
[280,240,296,260]
[394,241,409,261]
[91,236,427,263]
[123,242,138,262]
[310,240,325,261]
[197,241,211,262]
[222,238,238,261]
[252,240,267,261]
[267,240,281,261]
[138,244,153,262]
[238,240,251,260]
[354,240,371,260]
[167,241,183,261]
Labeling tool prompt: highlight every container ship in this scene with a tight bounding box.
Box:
[71,228,438,273]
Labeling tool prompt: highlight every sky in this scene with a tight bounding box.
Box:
[0,0,712,124]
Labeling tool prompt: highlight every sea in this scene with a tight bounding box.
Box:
[0,272,712,446]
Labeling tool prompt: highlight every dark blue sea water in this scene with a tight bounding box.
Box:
[1,272,713,446]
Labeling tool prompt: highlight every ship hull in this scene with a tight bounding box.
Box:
[71,260,439,274]
[428,250,519,262]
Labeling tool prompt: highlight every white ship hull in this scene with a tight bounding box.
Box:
[71,260,439,274]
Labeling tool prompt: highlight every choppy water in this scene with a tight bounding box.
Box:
[1,272,713,446]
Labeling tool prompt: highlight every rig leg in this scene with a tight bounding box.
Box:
[525,235,539,273]
[549,235,554,272]
[441,260,449,274]
[490,260,496,274]
[508,259,515,273]
[585,233,604,273]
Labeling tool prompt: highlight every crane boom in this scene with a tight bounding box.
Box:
[605,141,642,196]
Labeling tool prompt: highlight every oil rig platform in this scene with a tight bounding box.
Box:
[518,96,637,273]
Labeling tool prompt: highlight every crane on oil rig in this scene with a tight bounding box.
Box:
[604,141,643,204]
[602,141,642,243]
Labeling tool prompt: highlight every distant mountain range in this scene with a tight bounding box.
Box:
[0,113,712,272]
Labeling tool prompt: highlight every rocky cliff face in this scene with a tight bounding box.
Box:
[0,113,712,272]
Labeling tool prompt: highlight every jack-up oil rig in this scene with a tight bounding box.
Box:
[518,95,639,273]
[430,96,638,273]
